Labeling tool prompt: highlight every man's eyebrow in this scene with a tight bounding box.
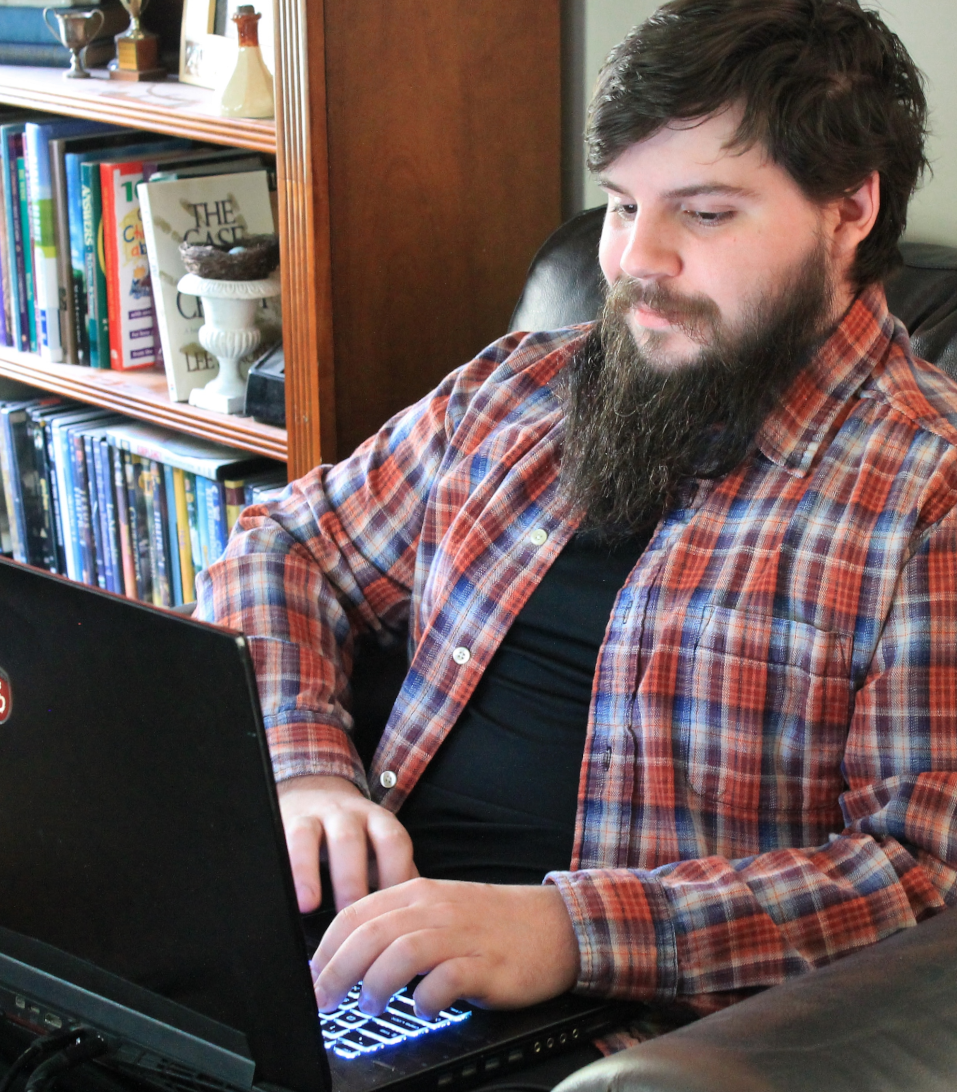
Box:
[662,184,759,200]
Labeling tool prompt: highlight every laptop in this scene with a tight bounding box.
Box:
[0,558,625,1092]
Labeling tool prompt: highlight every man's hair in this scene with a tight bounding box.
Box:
[585,0,928,287]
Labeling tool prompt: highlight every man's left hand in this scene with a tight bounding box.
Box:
[310,878,581,1017]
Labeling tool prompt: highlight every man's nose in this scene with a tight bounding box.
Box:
[618,212,681,281]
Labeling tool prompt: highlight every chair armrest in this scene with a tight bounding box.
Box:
[555,908,957,1092]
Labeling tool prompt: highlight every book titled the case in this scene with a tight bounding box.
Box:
[138,168,279,402]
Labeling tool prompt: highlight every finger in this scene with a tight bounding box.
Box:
[365,810,417,890]
[322,809,372,910]
[315,904,434,1013]
[411,958,479,1017]
[284,817,323,913]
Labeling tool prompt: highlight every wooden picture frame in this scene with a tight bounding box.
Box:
[179,0,274,90]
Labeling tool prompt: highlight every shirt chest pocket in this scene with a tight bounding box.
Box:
[674,605,853,814]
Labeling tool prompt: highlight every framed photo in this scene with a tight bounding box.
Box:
[179,0,275,90]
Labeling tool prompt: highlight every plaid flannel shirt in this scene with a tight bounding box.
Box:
[196,284,957,1012]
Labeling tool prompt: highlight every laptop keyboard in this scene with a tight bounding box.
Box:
[320,984,471,1059]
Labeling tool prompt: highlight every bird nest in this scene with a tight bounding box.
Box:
[179,234,280,280]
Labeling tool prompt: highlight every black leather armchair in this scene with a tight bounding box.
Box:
[503,211,957,1092]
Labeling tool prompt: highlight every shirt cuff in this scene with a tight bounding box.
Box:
[265,714,370,795]
[546,868,679,1001]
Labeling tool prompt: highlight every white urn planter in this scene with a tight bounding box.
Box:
[178,270,282,415]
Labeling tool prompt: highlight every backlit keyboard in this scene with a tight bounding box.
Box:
[320,984,471,1059]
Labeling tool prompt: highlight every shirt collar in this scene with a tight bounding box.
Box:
[756,283,893,476]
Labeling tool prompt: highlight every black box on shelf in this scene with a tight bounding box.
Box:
[245,343,285,427]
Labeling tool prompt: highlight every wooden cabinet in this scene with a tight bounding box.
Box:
[0,0,561,478]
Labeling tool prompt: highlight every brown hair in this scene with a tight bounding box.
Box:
[586,0,928,287]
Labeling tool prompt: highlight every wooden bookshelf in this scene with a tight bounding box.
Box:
[0,1,562,479]
[0,348,286,460]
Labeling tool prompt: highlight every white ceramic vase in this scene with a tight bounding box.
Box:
[178,271,281,415]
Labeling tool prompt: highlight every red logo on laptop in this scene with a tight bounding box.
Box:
[0,668,10,724]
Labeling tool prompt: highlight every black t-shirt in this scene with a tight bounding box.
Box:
[399,528,650,884]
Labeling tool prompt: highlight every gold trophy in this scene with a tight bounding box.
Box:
[108,0,165,81]
[43,6,105,79]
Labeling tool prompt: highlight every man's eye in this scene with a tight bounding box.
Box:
[686,210,735,226]
[610,201,637,220]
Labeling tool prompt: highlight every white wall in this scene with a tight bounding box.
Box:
[566,0,957,246]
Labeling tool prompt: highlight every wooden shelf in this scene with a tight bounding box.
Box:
[0,347,287,461]
[0,67,275,154]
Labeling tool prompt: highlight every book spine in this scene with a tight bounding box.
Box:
[42,415,67,574]
[111,446,136,597]
[0,406,25,562]
[17,155,37,353]
[0,171,8,348]
[83,432,107,590]
[182,469,201,577]
[150,460,171,607]
[81,161,109,369]
[2,130,26,352]
[50,143,77,364]
[163,462,183,606]
[12,401,55,569]
[30,412,61,572]
[25,124,65,362]
[90,436,116,592]
[223,477,246,535]
[98,438,122,594]
[52,419,79,580]
[195,474,210,572]
[71,430,96,586]
[123,451,151,602]
[206,477,228,564]
[172,467,196,604]
[66,154,89,365]
[100,161,157,371]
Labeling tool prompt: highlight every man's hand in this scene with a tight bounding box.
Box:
[310,878,581,1017]
[277,775,417,913]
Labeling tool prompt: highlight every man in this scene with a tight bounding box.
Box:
[196,0,957,1041]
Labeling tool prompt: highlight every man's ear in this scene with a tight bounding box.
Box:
[828,170,881,265]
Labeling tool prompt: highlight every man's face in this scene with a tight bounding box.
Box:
[597,109,852,371]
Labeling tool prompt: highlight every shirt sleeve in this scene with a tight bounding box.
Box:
[193,337,522,792]
[547,508,957,1007]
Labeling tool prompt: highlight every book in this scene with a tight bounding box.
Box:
[24,118,115,362]
[137,168,279,401]
[99,151,194,371]
[99,418,276,481]
[2,125,25,351]
[163,462,183,605]
[0,3,128,42]
[111,446,136,597]
[76,139,191,369]
[171,466,196,604]
[17,151,37,351]
[122,452,152,602]
[28,400,73,573]
[147,459,171,607]
[0,41,115,66]
[206,477,228,563]
[182,469,201,577]
[49,140,77,364]
[0,400,32,561]
[0,158,9,347]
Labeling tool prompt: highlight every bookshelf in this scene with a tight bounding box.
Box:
[0,0,562,479]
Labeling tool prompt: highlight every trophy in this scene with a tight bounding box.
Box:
[108,0,165,81]
[43,6,105,79]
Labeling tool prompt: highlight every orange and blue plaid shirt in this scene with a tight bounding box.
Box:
[197,284,957,1011]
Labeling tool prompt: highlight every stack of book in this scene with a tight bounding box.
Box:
[0,113,280,403]
[0,384,286,605]
[0,0,129,68]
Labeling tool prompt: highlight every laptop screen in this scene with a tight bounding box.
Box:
[0,559,328,1092]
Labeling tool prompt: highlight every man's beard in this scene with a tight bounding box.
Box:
[559,241,836,537]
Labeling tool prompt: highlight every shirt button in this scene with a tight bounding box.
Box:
[452,646,471,665]
[379,770,397,789]
[529,528,548,546]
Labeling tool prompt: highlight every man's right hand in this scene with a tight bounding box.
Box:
[277,775,418,913]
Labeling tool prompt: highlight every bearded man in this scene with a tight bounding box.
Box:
[196,0,957,1052]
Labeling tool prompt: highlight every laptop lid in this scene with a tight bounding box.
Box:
[0,559,623,1092]
[0,557,328,1092]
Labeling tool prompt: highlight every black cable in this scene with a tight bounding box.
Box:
[22,1033,108,1092]
[0,1029,88,1092]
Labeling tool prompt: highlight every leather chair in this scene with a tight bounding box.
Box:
[503,211,957,1091]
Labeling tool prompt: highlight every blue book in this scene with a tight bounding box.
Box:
[194,474,210,572]
[2,124,29,352]
[23,118,115,362]
[17,153,37,352]
[82,431,107,589]
[98,437,122,594]
[69,426,96,586]
[206,477,228,564]
[163,461,183,606]
[148,460,171,607]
